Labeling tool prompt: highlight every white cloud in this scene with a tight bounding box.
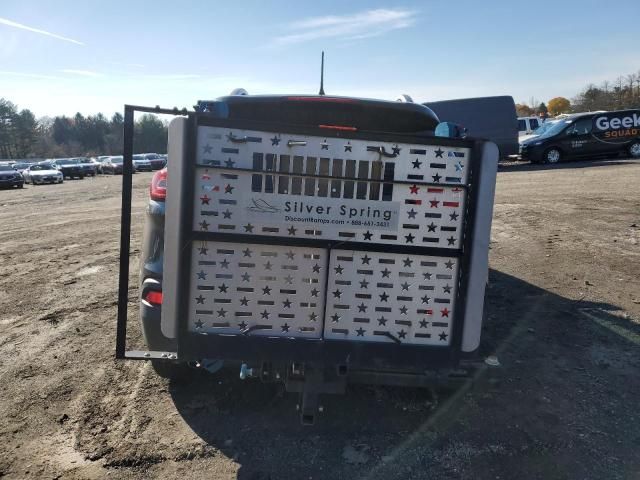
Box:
[271,8,417,46]
[0,17,84,45]
[0,70,61,80]
[60,69,102,77]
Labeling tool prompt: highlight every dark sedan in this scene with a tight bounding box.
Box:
[101,156,138,175]
[141,153,166,170]
[0,164,24,189]
[50,158,85,179]
[72,157,98,177]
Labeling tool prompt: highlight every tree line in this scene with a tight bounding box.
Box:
[3,68,640,159]
[0,98,168,159]
[516,69,640,118]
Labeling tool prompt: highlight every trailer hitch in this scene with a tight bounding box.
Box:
[285,363,347,425]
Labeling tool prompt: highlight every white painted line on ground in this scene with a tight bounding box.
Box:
[579,308,640,346]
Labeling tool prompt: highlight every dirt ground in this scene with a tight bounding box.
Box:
[0,159,639,480]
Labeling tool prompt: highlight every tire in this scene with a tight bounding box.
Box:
[18,183,23,189]
[629,140,640,158]
[543,148,561,164]
[151,360,192,381]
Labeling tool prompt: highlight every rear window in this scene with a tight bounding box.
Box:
[530,119,540,130]
[30,164,52,171]
[216,97,439,134]
[518,119,526,132]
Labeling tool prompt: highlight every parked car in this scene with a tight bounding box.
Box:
[94,156,111,174]
[73,157,98,177]
[22,163,63,185]
[132,154,153,172]
[101,156,137,175]
[0,164,24,189]
[50,158,85,179]
[518,116,543,138]
[9,162,31,175]
[141,153,166,170]
[520,109,640,164]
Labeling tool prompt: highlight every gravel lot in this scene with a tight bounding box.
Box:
[0,160,639,479]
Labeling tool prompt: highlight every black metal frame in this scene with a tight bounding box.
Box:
[116,105,187,360]
[115,105,483,370]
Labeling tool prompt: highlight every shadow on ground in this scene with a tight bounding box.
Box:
[167,268,640,480]
[499,156,639,172]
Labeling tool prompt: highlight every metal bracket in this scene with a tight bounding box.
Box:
[285,363,347,425]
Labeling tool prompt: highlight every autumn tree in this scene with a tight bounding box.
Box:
[547,97,571,116]
[516,103,534,117]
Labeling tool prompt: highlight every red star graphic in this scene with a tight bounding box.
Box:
[201,174,211,180]
[441,308,450,318]
[409,184,419,194]
[429,199,439,208]
[200,194,210,205]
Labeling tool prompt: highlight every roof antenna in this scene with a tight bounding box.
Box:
[319,51,325,95]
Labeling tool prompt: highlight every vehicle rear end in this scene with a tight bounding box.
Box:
[75,157,97,176]
[0,166,24,189]
[133,155,153,172]
[58,160,84,179]
[125,95,498,424]
[144,153,166,170]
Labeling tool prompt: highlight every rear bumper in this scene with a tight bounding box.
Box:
[32,176,62,184]
[60,169,83,178]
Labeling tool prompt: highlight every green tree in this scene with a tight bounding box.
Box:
[134,114,167,154]
[13,109,38,157]
[0,98,18,158]
[536,102,548,115]
[52,116,73,145]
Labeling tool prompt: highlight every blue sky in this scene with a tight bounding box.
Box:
[1,0,638,117]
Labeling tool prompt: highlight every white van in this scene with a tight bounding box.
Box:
[517,116,543,137]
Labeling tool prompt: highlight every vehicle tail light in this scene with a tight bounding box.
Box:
[318,124,358,131]
[150,168,167,201]
[144,290,163,306]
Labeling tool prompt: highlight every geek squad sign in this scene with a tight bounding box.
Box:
[593,111,640,143]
